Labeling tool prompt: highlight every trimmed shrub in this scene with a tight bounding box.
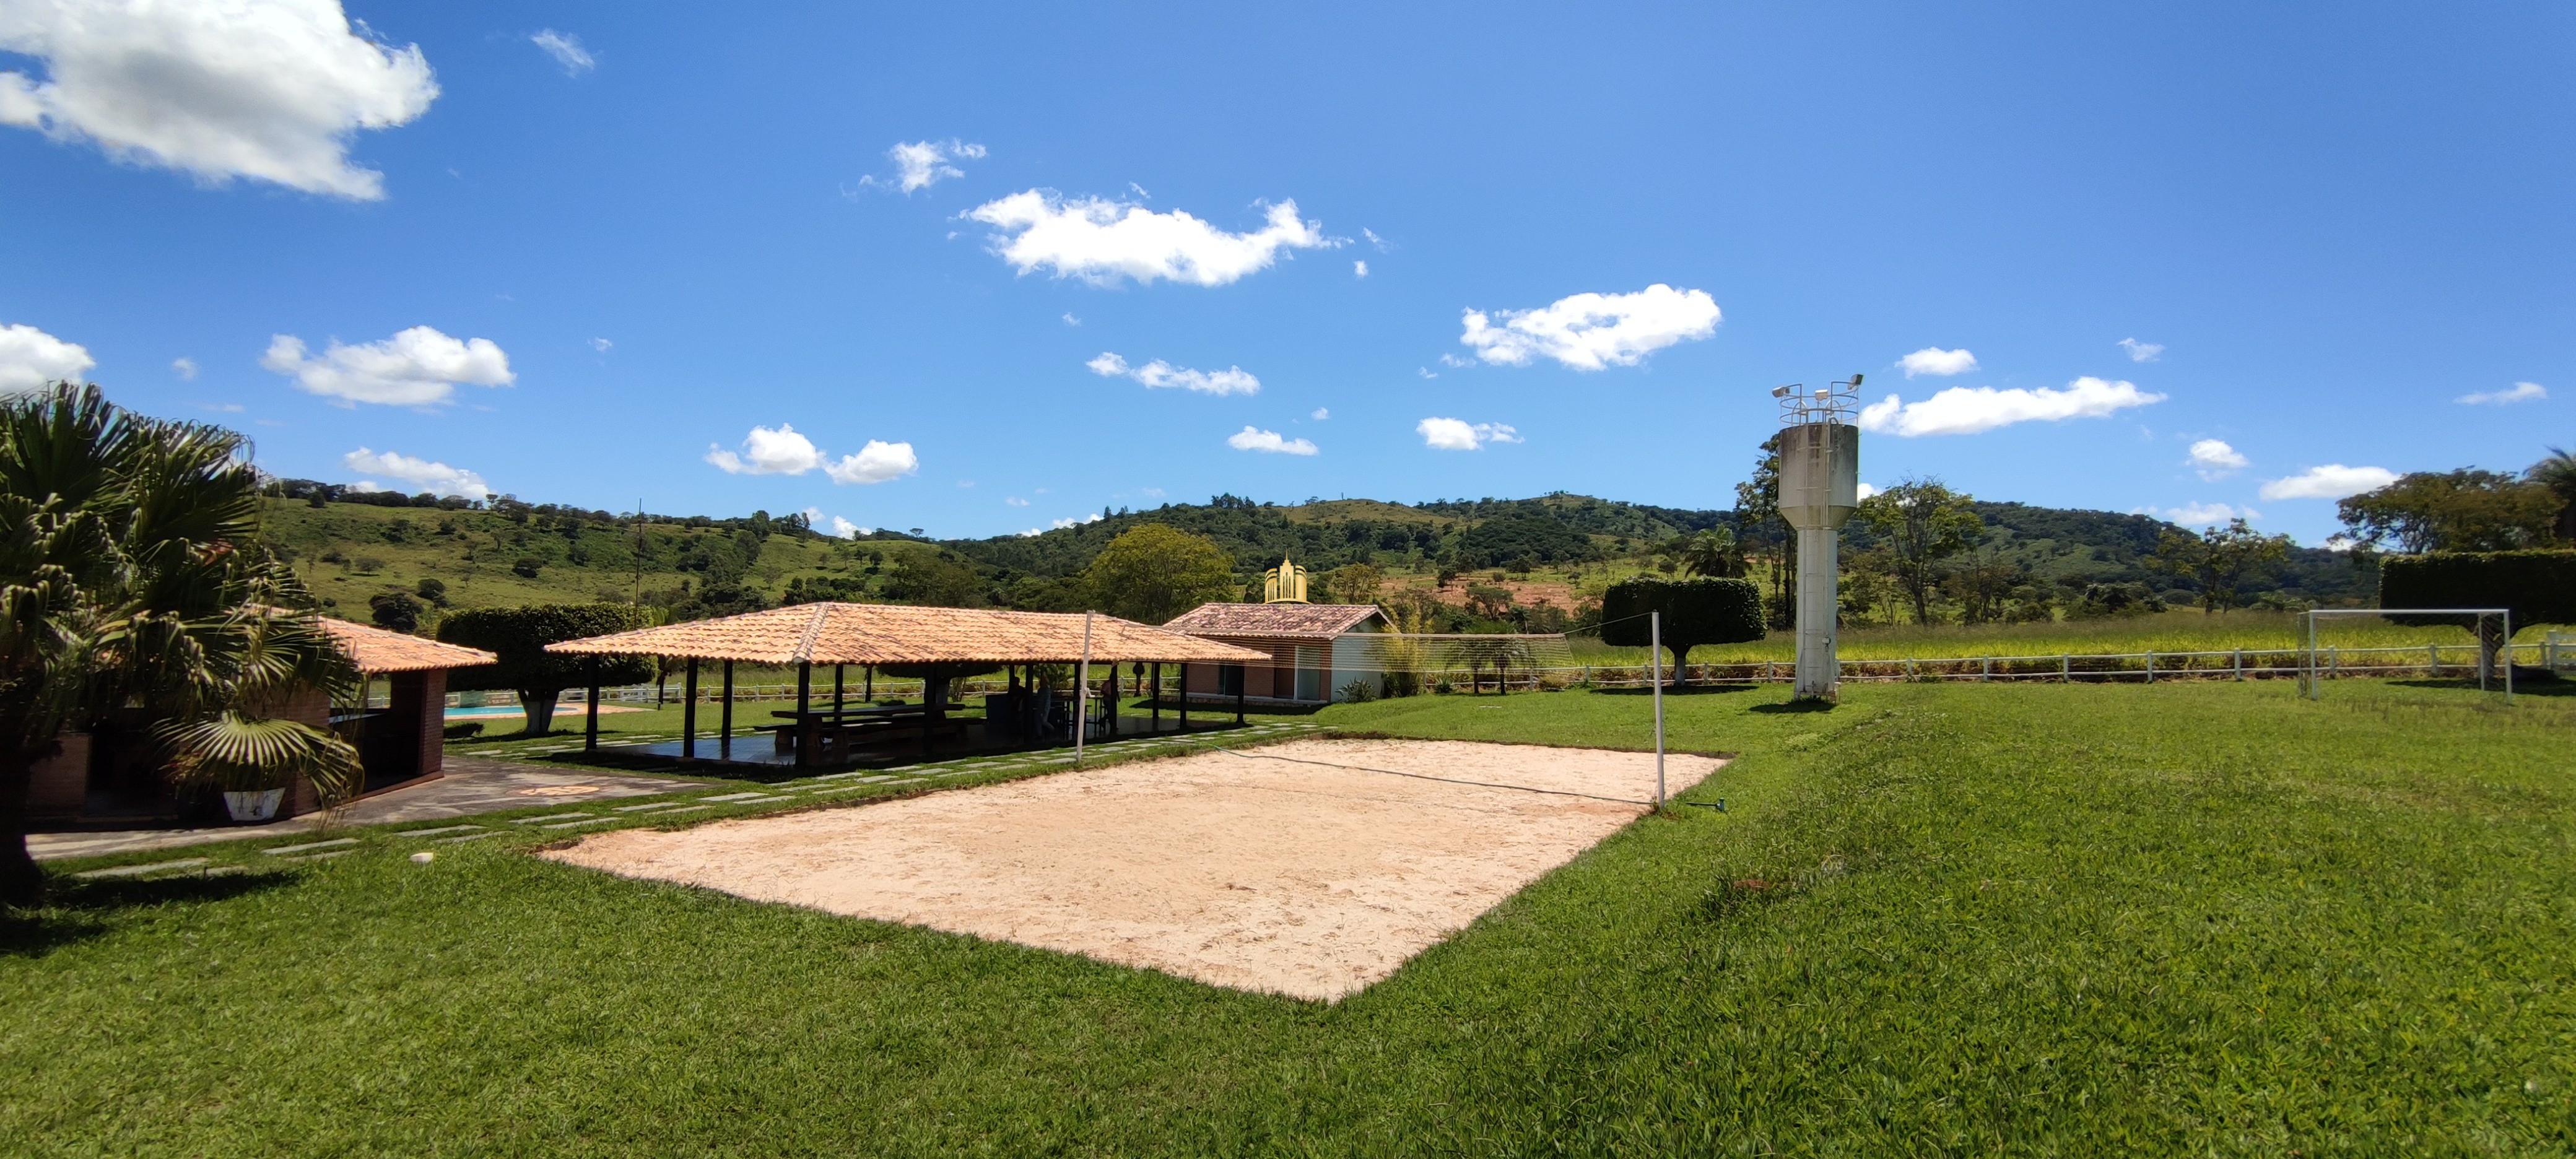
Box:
[1599,576,1765,683]
[2380,550,2576,628]
[436,604,653,734]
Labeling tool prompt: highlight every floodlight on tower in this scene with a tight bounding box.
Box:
[1775,371,1863,700]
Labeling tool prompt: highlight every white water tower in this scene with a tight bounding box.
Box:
[1771,375,1863,700]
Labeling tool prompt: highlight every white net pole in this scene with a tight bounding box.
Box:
[1651,611,1666,809]
[1074,611,1092,765]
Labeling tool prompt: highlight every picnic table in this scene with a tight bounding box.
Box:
[766,701,969,764]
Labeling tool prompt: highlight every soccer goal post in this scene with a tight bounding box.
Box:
[2300,607,2513,703]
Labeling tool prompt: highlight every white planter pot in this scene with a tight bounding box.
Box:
[222,788,285,822]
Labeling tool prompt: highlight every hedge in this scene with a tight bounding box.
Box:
[436,604,656,695]
[2378,550,2576,628]
[1599,576,1765,681]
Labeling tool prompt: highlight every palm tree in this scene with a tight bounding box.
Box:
[2,384,360,904]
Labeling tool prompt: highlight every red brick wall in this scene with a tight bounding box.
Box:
[25,732,90,820]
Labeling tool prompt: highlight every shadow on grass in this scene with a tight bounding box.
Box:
[1750,699,1840,714]
[4,872,296,958]
[1591,684,1768,697]
[2388,673,2573,697]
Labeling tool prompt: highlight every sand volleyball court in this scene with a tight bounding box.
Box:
[546,739,1721,1001]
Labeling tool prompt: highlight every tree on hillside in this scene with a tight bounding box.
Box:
[884,552,986,607]
[436,604,653,734]
[1599,576,1765,685]
[1734,436,1794,627]
[2529,448,2576,542]
[2,384,363,905]
[1082,524,1237,623]
[2336,469,2559,553]
[1321,562,1385,606]
[1856,479,1983,625]
[2146,518,2292,615]
[370,591,424,633]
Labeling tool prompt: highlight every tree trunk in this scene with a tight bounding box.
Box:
[1668,644,1692,687]
[2477,618,2507,686]
[520,689,560,736]
[0,744,43,906]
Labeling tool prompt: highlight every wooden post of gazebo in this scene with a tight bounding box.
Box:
[681,657,698,762]
[720,659,734,761]
[1151,662,1161,732]
[1235,664,1247,726]
[1177,663,1188,732]
[793,661,812,768]
[584,656,601,752]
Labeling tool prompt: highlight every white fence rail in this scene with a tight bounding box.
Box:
[1416,641,2550,692]
[438,641,2554,709]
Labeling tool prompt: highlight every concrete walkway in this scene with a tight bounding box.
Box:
[30,757,705,861]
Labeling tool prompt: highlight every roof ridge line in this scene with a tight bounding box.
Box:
[789,602,832,665]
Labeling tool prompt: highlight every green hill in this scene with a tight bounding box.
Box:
[260,480,2369,635]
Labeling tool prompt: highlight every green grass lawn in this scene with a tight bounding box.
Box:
[7,680,2572,1155]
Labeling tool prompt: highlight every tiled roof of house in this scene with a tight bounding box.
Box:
[1161,602,1384,641]
[321,618,498,674]
[541,602,1271,666]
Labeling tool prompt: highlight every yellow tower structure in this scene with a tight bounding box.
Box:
[1263,557,1310,603]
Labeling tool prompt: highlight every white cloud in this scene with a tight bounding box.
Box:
[830,516,866,539]
[1086,351,1259,396]
[1898,347,1978,378]
[0,0,438,199]
[530,30,593,75]
[863,139,984,194]
[824,440,919,485]
[1061,313,1080,327]
[0,322,93,391]
[1362,227,1389,251]
[170,356,198,380]
[1227,426,1318,456]
[2118,337,2164,362]
[1051,513,1103,529]
[1005,497,1029,507]
[965,191,1331,287]
[2259,464,2398,501]
[1310,407,1329,420]
[1856,482,1879,500]
[588,337,612,353]
[1856,376,2165,437]
[2187,438,2248,480]
[1458,284,1720,371]
[1417,417,1521,451]
[1354,259,1368,278]
[261,326,511,407]
[342,447,489,497]
[2147,501,2254,526]
[2457,381,2546,406]
[705,423,824,475]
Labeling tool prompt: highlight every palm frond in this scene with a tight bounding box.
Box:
[159,711,363,802]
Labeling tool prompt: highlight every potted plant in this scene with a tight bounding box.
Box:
[160,711,363,824]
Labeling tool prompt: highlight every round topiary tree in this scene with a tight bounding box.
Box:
[436,604,654,734]
[1599,576,1765,685]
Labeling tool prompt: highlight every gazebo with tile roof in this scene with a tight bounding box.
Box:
[1162,601,1388,705]
[544,602,1268,765]
[25,617,498,825]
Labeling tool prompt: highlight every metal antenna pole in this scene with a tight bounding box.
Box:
[1651,610,1665,809]
[1075,612,1093,765]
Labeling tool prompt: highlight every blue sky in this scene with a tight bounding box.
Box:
[1,2,2567,543]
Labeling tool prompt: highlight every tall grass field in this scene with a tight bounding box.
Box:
[6,679,2570,1154]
